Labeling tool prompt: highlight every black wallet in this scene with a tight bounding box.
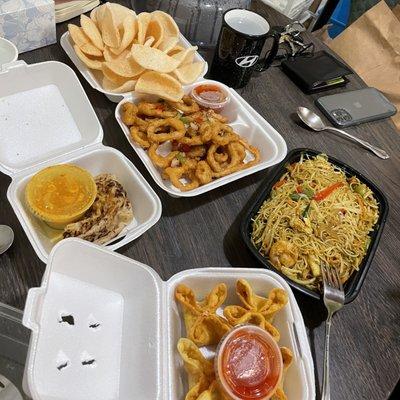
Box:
[281,51,353,94]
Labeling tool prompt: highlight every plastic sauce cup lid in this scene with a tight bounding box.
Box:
[191,83,230,109]
[215,325,283,400]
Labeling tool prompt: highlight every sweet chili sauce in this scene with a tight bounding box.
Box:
[216,325,283,400]
[194,84,227,103]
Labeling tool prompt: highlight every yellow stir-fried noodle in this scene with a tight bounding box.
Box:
[251,154,379,291]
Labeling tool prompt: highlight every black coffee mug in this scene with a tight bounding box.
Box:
[210,9,280,89]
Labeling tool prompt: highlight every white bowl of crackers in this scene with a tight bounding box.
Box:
[60,2,208,102]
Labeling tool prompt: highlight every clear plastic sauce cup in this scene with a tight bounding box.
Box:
[215,325,283,400]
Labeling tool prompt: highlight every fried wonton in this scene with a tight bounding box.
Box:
[177,339,228,400]
[271,346,294,400]
[223,279,288,341]
[175,284,231,346]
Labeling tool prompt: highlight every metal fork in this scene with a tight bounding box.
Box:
[321,264,345,400]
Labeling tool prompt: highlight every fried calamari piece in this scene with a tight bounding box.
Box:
[186,145,207,159]
[164,159,200,191]
[199,120,219,143]
[195,160,213,185]
[178,135,204,146]
[175,283,231,346]
[206,141,243,173]
[212,123,238,146]
[207,144,227,173]
[212,139,260,178]
[137,100,177,118]
[214,151,228,163]
[223,279,288,339]
[191,109,228,124]
[134,114,151,132]
[147,117,185,143]
[121,102,138,126]
[148,143,178,168]
[168,95,200,114]
[130,126,150,148]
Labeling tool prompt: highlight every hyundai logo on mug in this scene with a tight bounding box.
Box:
[235,55,260,68]
[210,9,280,88]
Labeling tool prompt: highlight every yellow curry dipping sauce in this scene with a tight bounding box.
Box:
[25,165,97,229]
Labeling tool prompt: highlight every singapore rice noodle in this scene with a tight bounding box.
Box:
[251,154,379,291]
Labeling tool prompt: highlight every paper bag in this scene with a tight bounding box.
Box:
[327,1,400,130]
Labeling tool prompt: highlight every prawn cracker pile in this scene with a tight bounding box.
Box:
[175,279,293,400]
[121,96,260,191]
[68,2,205,100]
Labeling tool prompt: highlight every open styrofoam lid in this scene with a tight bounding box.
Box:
[23,239,163,400]
[0,61,102,176]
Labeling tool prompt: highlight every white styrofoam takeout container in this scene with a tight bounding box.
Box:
[60,29,208,103]
[115,79,288,197]
[22,239,315,400]
[0,60,162,263]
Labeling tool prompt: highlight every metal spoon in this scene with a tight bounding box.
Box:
[0,225,14,255]
[297,107,390,159]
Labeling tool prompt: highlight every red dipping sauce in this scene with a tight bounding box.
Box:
[216,325,283,400]
[191,83,229,109]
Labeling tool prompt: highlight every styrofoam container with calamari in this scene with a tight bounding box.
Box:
[115,79,287,197]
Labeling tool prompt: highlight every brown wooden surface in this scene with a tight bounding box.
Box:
[1,1,399,399]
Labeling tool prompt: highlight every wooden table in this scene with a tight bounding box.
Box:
[1,1,399,399]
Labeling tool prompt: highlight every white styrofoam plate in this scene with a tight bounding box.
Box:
[0,60,162,262]
[22,239,315,400]
[60,31,208,103]
[115,79,287,197]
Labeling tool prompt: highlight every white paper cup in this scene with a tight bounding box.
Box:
[0,37,18,67]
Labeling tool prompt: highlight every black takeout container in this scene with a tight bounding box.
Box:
[241,148,389,304]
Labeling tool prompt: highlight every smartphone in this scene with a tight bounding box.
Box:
[315,88,397,127]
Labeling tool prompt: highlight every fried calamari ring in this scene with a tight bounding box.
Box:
[195,160,213,185]
[148,143,179,168]
[207,144,228,172]
[168,95,200,114]
[186,145,207,159]
[199,121,219,143]
[121,102,138,126]
[147,118,185,143]
[134,115,150,132]
[205,109,228,123]
[130,126,150,148]
[178,135,204,146]
[137,101,177,118]
[212,124,238,146]
[214,151,229,163]
[164,159,200,191]
[213,140,261,178]
[239,138,260,162]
